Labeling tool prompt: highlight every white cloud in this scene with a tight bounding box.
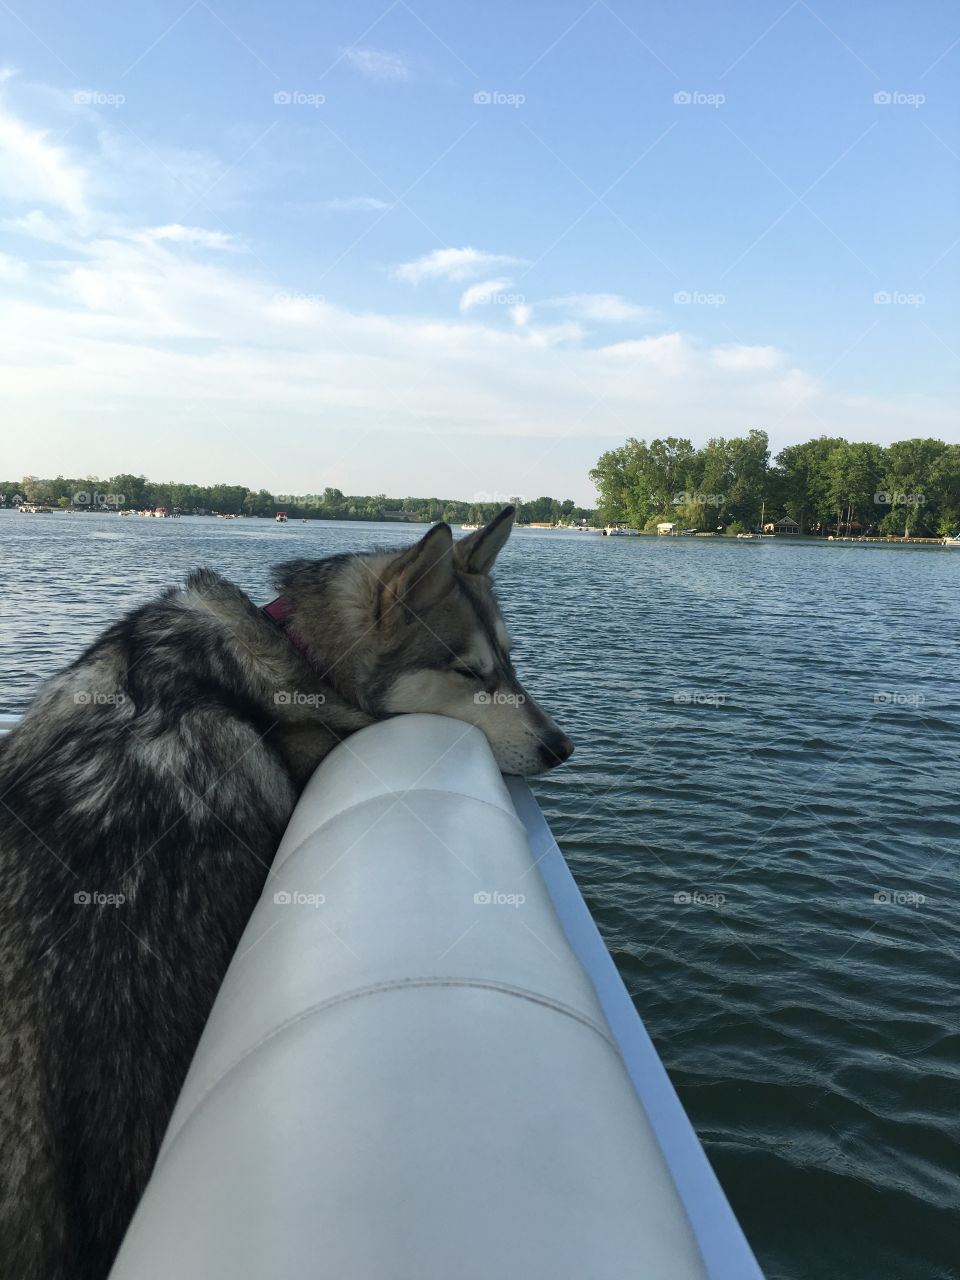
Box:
[394,246,523,284]
[0,209,74,244]
[712,344,783,371]
[143,224,241,251]
[0,103,87,216]
[0,95,951,503]
[0,251,27,280]
[459,277,513,312]
[327,196,392,211]
[549,292,657,323]
[343,48,411,82]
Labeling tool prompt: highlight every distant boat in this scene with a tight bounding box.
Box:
[603,525,639,537]
[460,523,480,531]
[275,512,288,523]
[943,533,960,547]
[736,532,761,540]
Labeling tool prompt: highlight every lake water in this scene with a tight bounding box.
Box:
[2,510,958,1280]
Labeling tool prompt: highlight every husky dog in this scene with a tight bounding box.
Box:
[0,508,572,1280]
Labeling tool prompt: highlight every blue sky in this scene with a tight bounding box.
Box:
[0,0,957,504]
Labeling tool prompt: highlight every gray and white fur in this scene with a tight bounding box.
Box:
[0,509,572,1280]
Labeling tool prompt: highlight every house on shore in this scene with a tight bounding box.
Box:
[762,516,801,535]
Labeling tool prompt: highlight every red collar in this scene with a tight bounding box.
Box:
[261,595,292,627]
[261,596,312,662]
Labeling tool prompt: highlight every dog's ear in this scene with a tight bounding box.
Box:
[454,506,515,575]
[381,522,455,621]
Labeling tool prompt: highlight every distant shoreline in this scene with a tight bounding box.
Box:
[5,508,957,548]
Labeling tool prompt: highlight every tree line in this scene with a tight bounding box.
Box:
[0,475,595,526]
[590,433,960,537]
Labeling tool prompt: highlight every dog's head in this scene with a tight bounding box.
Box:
[275,508,573,775]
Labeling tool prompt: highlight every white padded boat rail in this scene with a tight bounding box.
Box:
[108,714,763,1280]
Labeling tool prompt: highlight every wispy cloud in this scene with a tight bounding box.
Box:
[394,246,523,284]
[459,277,514,312]
[0,102,87,216]
[343,48,411,82]
[712,344,783,371]
[0,93,951,500]
[549,293,657,323]
[327,196,392,211]
[143,224,241,250]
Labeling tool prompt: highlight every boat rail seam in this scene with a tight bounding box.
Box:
[272,786,526,871]
[156,976,618,1170]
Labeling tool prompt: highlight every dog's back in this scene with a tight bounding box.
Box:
[0,573,304,1279]
[0,513,570,1277]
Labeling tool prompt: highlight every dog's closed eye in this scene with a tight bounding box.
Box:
[451,665,483,680]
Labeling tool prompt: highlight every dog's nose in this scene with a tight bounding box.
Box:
[541,734,575,769]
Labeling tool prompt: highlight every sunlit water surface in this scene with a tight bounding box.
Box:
[2,511,958,1280]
